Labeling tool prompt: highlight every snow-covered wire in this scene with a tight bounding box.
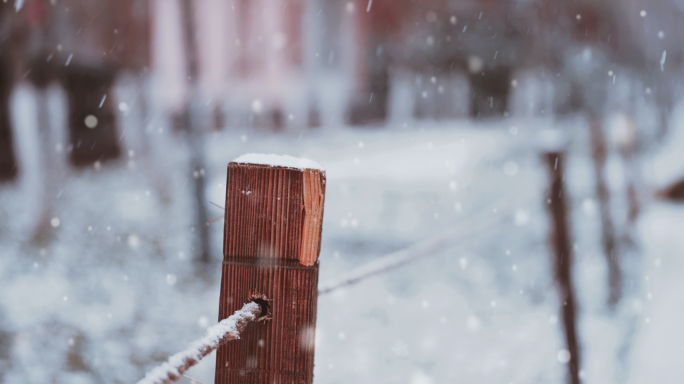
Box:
[136,301,263,384]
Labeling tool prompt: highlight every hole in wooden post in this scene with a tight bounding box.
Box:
[248,291,272,322]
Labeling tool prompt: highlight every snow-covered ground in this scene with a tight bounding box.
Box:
[0,113,682,384]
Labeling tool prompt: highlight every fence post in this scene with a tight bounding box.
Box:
[215,155,326,384]
[544,152,581,384]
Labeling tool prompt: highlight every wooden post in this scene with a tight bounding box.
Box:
[544,152,581,384]
[215,155,326,384]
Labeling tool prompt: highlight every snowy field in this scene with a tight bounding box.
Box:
[1,112,683,384]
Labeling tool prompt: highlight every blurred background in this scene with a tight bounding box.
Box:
[2,0,684,383]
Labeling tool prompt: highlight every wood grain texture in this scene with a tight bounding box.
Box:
[300,169,325,266]
[216,162,326,384]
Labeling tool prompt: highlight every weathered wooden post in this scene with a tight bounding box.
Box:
[544,152,581,384]
[215,154,326,384]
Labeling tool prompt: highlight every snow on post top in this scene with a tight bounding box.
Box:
[233,153,325,171]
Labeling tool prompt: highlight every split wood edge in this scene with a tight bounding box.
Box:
[137,293,271,384]
[300,168,325,266]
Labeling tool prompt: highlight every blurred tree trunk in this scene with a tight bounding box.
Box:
[346,36,391,125]
[613,111,643,383]
[468,67,511,119]
[0,2,20,182]
[63,66,121,166]
[544,152,581,384]
[0,53,17,182]
[616,114,640,228]
[31,89,57,239]
[345,0,404,126]
[303,0,322,128]
[589,115,622,308]
[181,0,211,267]
[25,1,62,238]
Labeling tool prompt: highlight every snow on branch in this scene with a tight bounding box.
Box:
[137,294,270,384]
